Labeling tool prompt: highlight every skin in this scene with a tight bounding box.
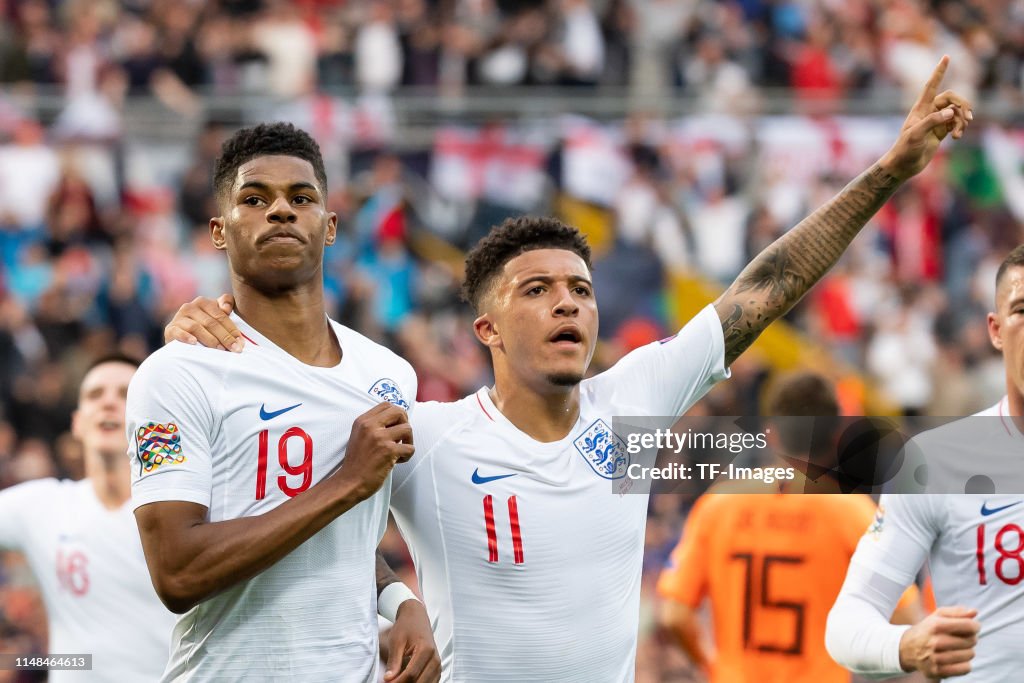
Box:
[165,58,973,679]
[211,154,340,366]
[473,248,598,441]
[988,265,1024,417]
[658,402,925,674]
[884,265,1024,677]
[136,153,437,681]
[71,360,137,509]
[900,264,1024,678]
[714,56,970,367]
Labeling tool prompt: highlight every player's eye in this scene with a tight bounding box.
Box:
[574,286,592,296]
[293,195,311,205]
[242,196,263,206]
[527,286,545,296]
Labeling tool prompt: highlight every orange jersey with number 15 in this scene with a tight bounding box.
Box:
[657,493,917,683]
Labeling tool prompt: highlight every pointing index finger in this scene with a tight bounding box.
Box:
[916,55,950,108]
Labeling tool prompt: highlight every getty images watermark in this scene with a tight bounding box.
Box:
[623,427,795,486]
[602,415,1024,496]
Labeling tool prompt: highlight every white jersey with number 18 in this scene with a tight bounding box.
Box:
[841,398,1024,681]
[0,478,175,682]
[126,313,417,683]
[390,304,729,682]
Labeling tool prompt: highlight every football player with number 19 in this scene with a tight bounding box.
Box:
[168,58,970,681]
[127,124,439,682]
[826,245,1024,681]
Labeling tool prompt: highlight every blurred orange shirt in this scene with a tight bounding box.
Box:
[657,493,917,683]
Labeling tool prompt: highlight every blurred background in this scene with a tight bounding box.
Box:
[0,0,1022,680]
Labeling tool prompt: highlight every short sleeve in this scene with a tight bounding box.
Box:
[656,496,715,606]
[589,305,730,417]
[0,479,58,551]
[392,401,472,495]
[126,347,218,511]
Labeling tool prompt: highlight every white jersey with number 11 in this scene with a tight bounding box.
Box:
[391,304,730,682]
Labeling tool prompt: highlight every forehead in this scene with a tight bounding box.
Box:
[999,265,1024,305]
[232,155,321,194]
[80,362,136,397]
[499,248,590,285]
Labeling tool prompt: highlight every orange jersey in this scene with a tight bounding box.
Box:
[657,493,917,683]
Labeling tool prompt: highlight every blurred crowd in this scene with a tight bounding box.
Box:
[2,0,1024,104]
[3,0,1024,679]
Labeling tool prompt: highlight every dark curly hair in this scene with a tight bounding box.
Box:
[462,216,592,312]
[213,122,328,202]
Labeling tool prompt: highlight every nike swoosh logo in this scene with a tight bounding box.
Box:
[981,501,1023,516]
[472,468,517,485]
[259,403,302,421]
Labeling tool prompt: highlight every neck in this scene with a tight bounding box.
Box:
[232,276,339,366]
[86,452,131,510]
[1007,382,1024,417]
[489,369,580,442]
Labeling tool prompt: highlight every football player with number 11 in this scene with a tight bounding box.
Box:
[170,57,971,681]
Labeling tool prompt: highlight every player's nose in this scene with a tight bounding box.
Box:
[552,285,579,316]
[267,197,297,223]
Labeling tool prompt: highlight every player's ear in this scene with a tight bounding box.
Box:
[473,313,501,349]
[325,211,337,246]
[210,216,226,251]
[988,312,1003,351]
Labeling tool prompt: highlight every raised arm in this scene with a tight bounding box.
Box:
[715,56,972,366]
[135,402,413,614]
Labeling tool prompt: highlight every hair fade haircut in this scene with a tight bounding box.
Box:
[461,216,592,312]
[995,244,1024,296]
[213,122,328,202]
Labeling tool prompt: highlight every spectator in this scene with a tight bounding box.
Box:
[355,0,404,92]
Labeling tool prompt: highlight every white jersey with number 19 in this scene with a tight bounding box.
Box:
[126,313,417,683]
[390,304,729,682]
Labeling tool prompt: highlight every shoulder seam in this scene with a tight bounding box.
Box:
[392,404,477,497]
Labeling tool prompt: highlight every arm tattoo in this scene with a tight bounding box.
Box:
[376,550,400,597]
[716,163,902,365]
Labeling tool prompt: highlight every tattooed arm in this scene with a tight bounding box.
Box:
[714,56,972,366]
[715,165,901,365]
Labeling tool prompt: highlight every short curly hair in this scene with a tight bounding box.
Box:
[462,216,592,312]
[213,122,328,202]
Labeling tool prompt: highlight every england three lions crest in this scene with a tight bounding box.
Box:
[369,378,410,409]
[574,419,630,479]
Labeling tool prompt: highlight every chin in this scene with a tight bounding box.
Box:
[96,437,127,456]
[545,371,584,388]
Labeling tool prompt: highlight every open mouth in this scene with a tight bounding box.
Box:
[98,419,122,432]
[549,326,583,346]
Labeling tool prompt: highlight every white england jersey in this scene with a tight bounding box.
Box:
[0,478,175,682]
[127,313,416,683]
[390,304,728,682]
[851,398,1024,682]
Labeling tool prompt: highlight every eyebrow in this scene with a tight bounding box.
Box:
[237,181,320,195]
[519,274,593,288]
